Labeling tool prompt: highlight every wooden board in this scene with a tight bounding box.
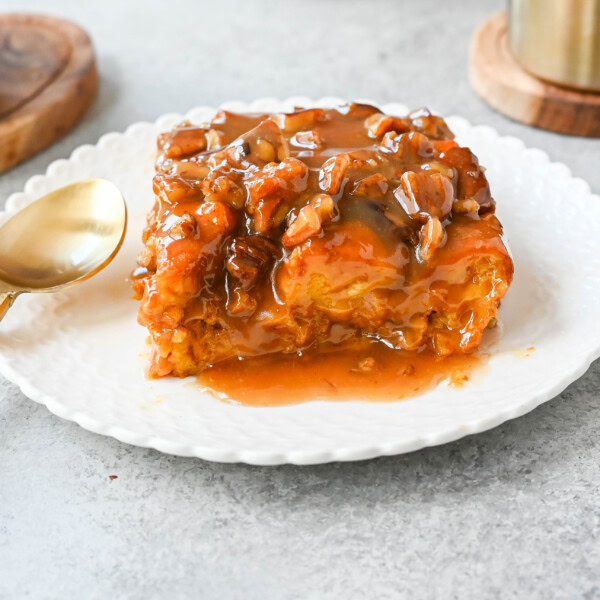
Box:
[0,14,98,173]
[469,12,600,137]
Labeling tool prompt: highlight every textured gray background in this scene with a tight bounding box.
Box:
[1,0,599,598]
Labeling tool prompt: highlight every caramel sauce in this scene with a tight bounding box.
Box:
[197,341,484,406]
[135,104,513,383]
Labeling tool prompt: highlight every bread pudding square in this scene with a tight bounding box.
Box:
[133,104,513,377]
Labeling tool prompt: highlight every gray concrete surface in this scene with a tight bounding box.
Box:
[1,1,599,598]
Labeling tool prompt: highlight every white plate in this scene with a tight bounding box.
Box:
[1,97,599,465]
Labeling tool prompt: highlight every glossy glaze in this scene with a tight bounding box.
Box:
[135,104,513,381]
[198,340,484,406]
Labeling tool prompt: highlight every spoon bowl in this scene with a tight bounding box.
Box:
[0,179,126,320]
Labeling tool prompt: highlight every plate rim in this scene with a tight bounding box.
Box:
[1,96,599,465]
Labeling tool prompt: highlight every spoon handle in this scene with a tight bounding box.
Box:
[0,292,17,322]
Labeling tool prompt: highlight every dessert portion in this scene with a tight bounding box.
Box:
[134,103,513,378]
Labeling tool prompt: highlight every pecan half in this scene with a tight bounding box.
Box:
[226,235,279,290]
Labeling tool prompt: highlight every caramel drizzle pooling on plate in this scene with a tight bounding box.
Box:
[198,340,484,406]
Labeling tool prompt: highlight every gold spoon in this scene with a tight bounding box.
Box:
[0,179,127,322]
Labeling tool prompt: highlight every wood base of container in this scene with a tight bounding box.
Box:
[0,13,98,173]
[469,12,600,137]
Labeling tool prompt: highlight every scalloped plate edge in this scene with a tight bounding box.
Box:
[1,97,599,465]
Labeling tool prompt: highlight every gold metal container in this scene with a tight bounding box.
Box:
[509,0,600,91]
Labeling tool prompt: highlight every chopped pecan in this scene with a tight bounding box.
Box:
[153,174,203,204]
[351,357,376,373]
[210,109,251,127]
[291,130,323,149]
[207,143,247,171]
[141,213,156,243]
[354,200,418,245]
[137,243,156,271]
[408,108,454,140]
[381,131,433,162]
[347,149,388,170]
[394,171,454,222]
[418,215,445,262]
[400,364,415,376]
[254,198,286,233]
[245,158,309,232]
[227,287,258,317]
[206,129,225,150]
[209,110,269,140]
[282,205,321,247]
[211,120,290,171]
[422,160,455,179]
[161,158,210,181]
[209,110,232,126]
[246,158,308,198]
[311,193,336,220]
[282,193,335,247]
[352,173,388,198]
[272,158,309,189]
[157,122,208,159]
[201,171,245,209]
[340,103,381,118]
[439,146,493,210]
[433,140,459,153]
[169,213,198,239]
[365,113,410,138]
[195,200,238,240]
[226,235,279,290]
[319,154,351,195]
[273,108,327,133]
[255,138,276,162]
[452,198,480,214]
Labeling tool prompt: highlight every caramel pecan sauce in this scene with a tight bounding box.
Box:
[200,342,485,406]
[135,104,513,403]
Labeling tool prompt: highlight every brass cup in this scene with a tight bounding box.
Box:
[509,0,600,91]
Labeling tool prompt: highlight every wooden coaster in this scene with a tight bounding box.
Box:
[469,12,600,137]
[0,14,98,173]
